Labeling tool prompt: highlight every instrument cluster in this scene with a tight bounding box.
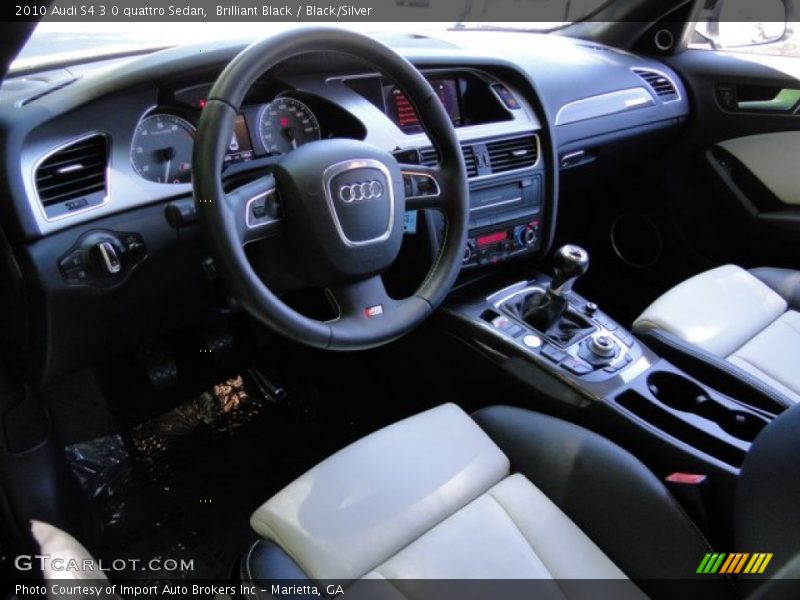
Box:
[130,90,351,185]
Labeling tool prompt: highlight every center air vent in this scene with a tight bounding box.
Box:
[633,69,679,101]
[416,134,539,178]
[486,135,539,174]
[419,143,478,178]
[34,134,108,220]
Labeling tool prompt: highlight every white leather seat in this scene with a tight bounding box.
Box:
[245,403,730,599]
[633,265,800,407]
[250,404,630,584]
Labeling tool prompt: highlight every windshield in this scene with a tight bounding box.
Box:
[14,0,613,70]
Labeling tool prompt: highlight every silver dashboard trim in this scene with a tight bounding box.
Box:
[554,87,656,126]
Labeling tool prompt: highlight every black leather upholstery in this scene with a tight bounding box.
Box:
[750,268,800,312]
[638,328,792,412]
[243,405,799,599]
[473,405,735,600]
[735,403,800,592]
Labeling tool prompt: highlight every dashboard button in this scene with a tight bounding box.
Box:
[541,344,568,364]
[562,357,593,375]
[522,334,542,349]
[507,324,524,338]
[617,330,635,347]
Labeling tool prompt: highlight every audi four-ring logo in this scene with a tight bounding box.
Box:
[338,180,384,203]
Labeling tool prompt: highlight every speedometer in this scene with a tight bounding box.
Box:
[257,97,321,155]
[131,113,195,184]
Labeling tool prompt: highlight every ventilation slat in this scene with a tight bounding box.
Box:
[633,69,679,101]
[34,135,108,210]
[417,143,478,178]
[486,135,539,174]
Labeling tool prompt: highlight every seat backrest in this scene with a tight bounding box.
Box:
[736,403,800,592]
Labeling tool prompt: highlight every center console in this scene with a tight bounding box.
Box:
[443,244,777,478]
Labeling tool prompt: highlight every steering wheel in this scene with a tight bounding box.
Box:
[193,28,469,350]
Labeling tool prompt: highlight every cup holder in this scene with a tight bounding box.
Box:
[646,371,768,442]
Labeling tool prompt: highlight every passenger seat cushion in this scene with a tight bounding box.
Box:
[472,406,733,599]
[364,474,630,581]
[727,311,800,404]
[633,265,787,357]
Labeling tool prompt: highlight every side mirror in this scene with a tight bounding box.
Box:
[712,0,788,49]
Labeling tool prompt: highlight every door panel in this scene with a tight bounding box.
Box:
[718,132,800,206]
[661,49,800,270]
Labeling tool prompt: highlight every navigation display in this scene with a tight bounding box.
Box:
[386,76,463,134]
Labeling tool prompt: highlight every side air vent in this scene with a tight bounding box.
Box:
[486,135,539,174]
[633,69,679,101]
[419,143,479,178]
[34,134,108,220]
[419,146,438,167]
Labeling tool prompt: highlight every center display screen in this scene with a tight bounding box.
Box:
[385,76,463,134]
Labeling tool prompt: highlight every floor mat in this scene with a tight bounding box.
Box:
[62,331,449,590]
[65,369,341,585]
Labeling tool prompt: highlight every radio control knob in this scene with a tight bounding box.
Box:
[464,241,475,263]
[515,224,538,247]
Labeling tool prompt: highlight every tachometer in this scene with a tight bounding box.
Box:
[131,113,195,184]
[257,97,321,155]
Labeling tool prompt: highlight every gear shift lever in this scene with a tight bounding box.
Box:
[548,244,590,298]
[517,244,590,334]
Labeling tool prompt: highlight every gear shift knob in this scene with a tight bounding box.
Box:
[549,244,589,297]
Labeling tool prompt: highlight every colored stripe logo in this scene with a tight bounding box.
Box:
[697,553,773,574]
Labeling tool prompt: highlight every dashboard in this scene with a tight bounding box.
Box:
[0,30,690,385]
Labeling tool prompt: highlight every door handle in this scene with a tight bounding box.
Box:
[737,89,800,113]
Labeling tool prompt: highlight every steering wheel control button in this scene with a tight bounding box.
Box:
[522,334,542,349]
[541,344,568,364]
[247,189,281,229]
[589,334,617,358]
[403,172,440,199]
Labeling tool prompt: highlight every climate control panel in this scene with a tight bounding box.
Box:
[463,219,541,268]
